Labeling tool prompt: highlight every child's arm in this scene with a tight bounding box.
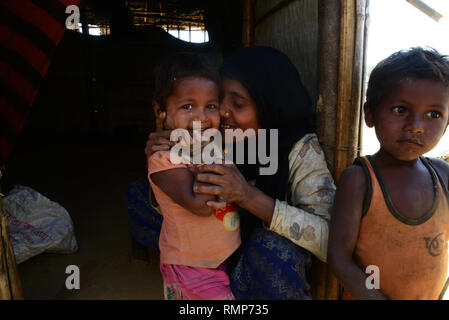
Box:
[151,167,216,217]
[328,165,387,300]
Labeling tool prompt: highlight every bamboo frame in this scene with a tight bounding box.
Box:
[242,0,255,47]
[406,0,443,22]
[0,172,23,300]
[316,0,340,172]
[330,0,368,299]
[310,0,368,300]
[310,0,341,300]
[334,0,367,181]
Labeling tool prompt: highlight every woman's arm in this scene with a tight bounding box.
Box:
[328,165,387,300]
[194,135,335,262]
[193,163,276,222]
[265,137,335,262]
[144,112,175,158]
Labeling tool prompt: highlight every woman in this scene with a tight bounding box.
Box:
[138,46,335,299]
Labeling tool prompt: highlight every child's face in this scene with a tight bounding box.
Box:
[155,76,220,134]
[365,78,449,161]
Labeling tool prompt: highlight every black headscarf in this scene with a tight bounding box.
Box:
[220,46,315,204]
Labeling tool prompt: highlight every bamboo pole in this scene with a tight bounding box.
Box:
[242,0,255,47]
[0,219,11,299]
[0,171,23,300]
[334,0,367,181]
[310,0,341,301]
[406,0,443,22]
[310,0,368,301]
[357,0,370,153]
[316,0,340,173]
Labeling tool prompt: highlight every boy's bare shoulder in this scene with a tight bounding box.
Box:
[332,163,368,220]
[427,157,449,184]
[338,163,367,189]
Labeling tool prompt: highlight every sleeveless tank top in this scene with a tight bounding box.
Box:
[343,156,449,300]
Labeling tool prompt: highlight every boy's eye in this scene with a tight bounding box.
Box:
[206,104,217,109]
[392,106,406,114]
[182,104,193,110]
[426,111,441,119]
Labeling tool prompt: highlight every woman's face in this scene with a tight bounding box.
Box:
[219,77,260,133]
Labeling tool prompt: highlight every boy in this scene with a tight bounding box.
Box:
[328,47,449,299]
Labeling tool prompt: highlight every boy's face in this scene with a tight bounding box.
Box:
[365,78,449,161]
[153,76,220,135]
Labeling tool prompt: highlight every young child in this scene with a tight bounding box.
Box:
[148,52,240,300]
[328,47,449,300]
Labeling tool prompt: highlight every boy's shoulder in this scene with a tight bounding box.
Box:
[337,162,368,191]
[426,156,449,186]
[333,162,369,217]
[426,156,449,170]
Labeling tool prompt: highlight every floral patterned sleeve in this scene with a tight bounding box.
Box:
[269,133,336,262]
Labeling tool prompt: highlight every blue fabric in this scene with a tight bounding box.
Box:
[229,227,312,300]
[126,178,162,250]
[126,178,312,299]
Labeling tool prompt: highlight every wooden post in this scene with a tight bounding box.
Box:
[316,0,340,172]
[330,0,368,300]
[242,0,255,47]
[311,0,341,300]
[312,0,368,300]
[0,171,23,300]
[406,0,443,22]
[334,0,367,181]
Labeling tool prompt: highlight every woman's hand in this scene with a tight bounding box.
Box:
[144,112,175,158]
[193,163,252,208]
[194,163,276,224]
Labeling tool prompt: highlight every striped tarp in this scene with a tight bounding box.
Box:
[0,0,80,165]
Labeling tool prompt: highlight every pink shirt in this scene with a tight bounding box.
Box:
[148,151,241,268]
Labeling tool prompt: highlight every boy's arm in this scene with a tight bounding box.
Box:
[151,167,216,217]
[328,165,387,300]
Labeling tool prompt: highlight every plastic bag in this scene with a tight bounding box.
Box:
[3,185,78,264]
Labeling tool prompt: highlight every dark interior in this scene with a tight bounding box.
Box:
[3,0,243,299]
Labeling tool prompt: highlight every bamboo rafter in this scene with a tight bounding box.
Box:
[406,0,443,22]
[0,171,23,300]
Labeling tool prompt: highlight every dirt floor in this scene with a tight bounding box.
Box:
[3,134,164,300]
